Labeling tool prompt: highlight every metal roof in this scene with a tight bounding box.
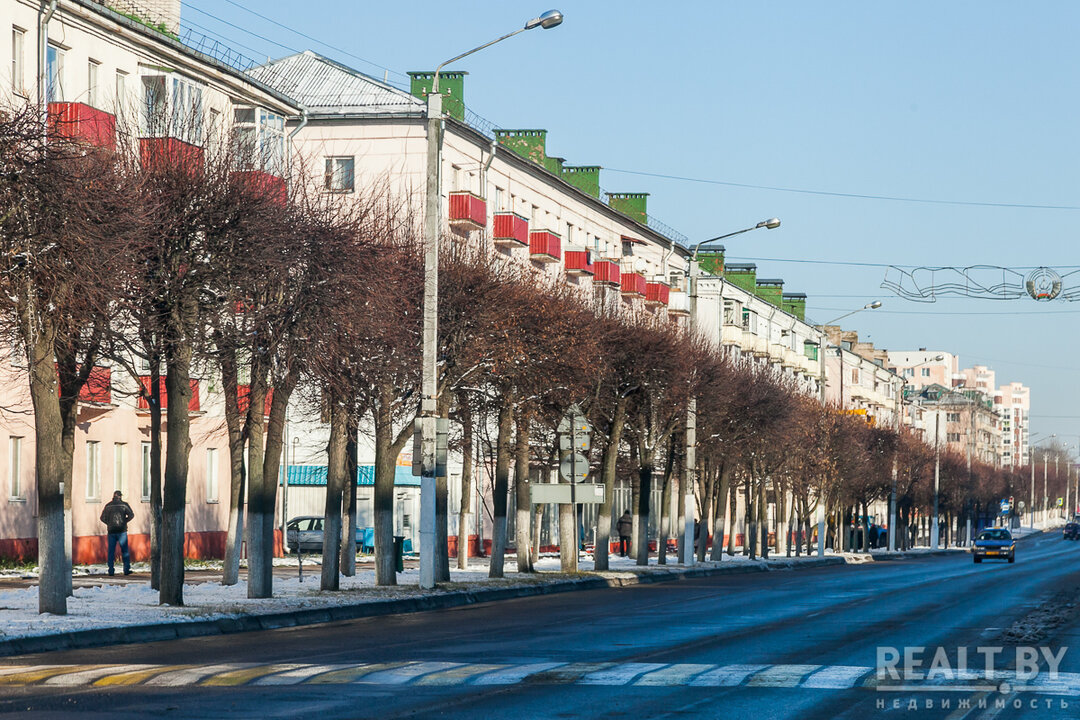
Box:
[282,464,420,487]
[250,51,422,116]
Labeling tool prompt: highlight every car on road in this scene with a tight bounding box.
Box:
[286,516,367,554]
[1064,522,1080,540]
[972,528,1015,563]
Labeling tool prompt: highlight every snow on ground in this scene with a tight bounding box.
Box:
[0,551,827,642]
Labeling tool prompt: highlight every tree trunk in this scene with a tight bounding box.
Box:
[710,464,732,560]
[696,459,712,562]
[321,402,348,591]
[457,400,472,570]
[514,409,533,573]
[148,361,163,590]
[258,376,293,589]
[592,396,626,571]
[435,413,451,583]
[244,377,271,599]
[160,344,193,606]
[727,482,738,556]
[488,400,514,578]
[340,423,358,577]
[219,346,245,587]
[27,338,67,615]
[373,399,397,586]
[636,454,654,566]
[758,477,769,560]
[531,504,545,565]
[658,449,675,565]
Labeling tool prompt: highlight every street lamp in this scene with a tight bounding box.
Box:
[812,300,881,557]
[418,10,563,590]
[684,218,780,564]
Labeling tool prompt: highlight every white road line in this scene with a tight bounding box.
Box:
[471,662,567,685]
[251,664,349,685]
[0,666,51,678]
[45,665,149,686]
[801,665,872,689]
[688,664,769,687]
[145,664,253,687]
[357,661,463,685]
[747,665,821,687]
[579,663,668,686]
[634,664,716,686]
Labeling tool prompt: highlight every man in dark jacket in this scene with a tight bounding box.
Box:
[616,510,633,557]
[100,491,135,576]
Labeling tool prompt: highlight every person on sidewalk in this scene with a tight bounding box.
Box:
[616,510,633,557]
[100,491,134,576]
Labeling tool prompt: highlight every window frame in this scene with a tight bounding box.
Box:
[11,27,25,96]
[113,442,126,496]
[86,441,101,501]
[46,44,65,103]
[323,156,356,193]
[8,436,22,500]
[206,447,218,503]
[140,71,204,145]
[87,59,100,109]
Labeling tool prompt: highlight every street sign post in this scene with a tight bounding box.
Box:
[531,483,605,505]
[556,405,592,570]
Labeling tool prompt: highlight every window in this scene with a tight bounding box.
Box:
[113,443,126,495]
[493,186,504,211]
[87,60,100,108]
[86,441,101,500]
[903,368,914,377]
[259,109,285,174]
[141,442,151,501]
[8,436,22,499]
[11,28,25,95]
[565,222,573,246]
[921,368,930,377]
[141,73,203,144]
[233,107,284,174]
[206,448,218,503]
[947,432,961,443]
[947,412,961,422]
[46,45,64,102]
[114,70,127,116]
[324,156,355,193]
[851,369,859,384]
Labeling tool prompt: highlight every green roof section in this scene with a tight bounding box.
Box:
[754,278,784,307]
[607,192,649,225]
[408,71,468,121]
[783,292,807,321]
[495,129,547,165]
[722,263,757,293]
[562,165,601,198]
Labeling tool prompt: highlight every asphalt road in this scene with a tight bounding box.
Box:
[2,532,1080,719]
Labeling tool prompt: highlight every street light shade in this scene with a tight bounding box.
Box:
[757,218,781,230]
[866,300,883,309]
[526,9,564,29]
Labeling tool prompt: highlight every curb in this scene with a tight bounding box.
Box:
[0,556,845,658]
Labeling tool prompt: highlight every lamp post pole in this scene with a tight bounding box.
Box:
[685,219,779,564]
[932,410,941,548]
[418,10,563,589]
[814,301,881,556]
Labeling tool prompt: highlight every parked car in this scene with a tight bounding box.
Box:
[972,528,1015,563]
[286,516,367,554]
[1063,522,1080,540]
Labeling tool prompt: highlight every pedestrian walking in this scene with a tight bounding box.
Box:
[100,490,134,576]
[616,510,633,557]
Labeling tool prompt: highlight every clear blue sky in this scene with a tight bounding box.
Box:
[182,0,1080,447]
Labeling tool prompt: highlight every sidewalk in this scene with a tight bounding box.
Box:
[0,551,847,657]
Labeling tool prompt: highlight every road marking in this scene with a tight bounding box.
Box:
[94,665,185,686]
[688,664,769,687]
[201,664,308,687]
[251,664,349,686]
[304,662,406,684]
[747,664,821,687]
[45,665,147,686]
[471,662,566,685]
[802,665,873,689]
[579,663,668,686]
[414,664,507,686]
[0,665,102,685]
[357,662,464,685]
[145,664,252,687]
[634,663,715,686]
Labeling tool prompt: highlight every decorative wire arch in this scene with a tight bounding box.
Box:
[881,266,1080,303]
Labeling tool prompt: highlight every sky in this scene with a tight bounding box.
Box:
[179,0,1080,446]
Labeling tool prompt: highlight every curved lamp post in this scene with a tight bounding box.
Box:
[418,11,563,589]
[684,218,780,565]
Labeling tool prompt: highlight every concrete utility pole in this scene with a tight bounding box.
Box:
[418,9,563,589]
[686,219,779,563]
[889,354,943,551]
[932,411,941,549]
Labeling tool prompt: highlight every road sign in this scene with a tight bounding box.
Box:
[530,483,605,505]
[559,452,589,483]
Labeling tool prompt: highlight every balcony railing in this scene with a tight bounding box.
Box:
[721,324,743,347]
[529,230,561,263]
[237,385,274,416]
[232,169,287,206]
[593,260,621,287]
[667,289,689,316]
[645,281,670,307]
[564,250,593,276]
[449,191,487,229]
[620,272,646,297]
[139,137,205,174]
[48,102,117,150]
[492,212,529,247]
[137,376,201,412]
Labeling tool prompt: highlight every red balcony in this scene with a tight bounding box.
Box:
[448,191,487,229]
[529,230,561,263]
[232,169,287,206]
[645,281,670,307]
[139,137,205,175]
[621,272,647,297]
[48,102,117,150]
[79,366,113,404]
[237,385,274,416]
[492,212,529,247]
[137,376,201,412]
[564,250,594,276]
[593,260,621,287]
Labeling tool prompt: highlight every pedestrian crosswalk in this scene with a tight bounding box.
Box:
[0,661,1077,694]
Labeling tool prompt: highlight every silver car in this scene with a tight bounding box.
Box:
[285,516,365,553]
